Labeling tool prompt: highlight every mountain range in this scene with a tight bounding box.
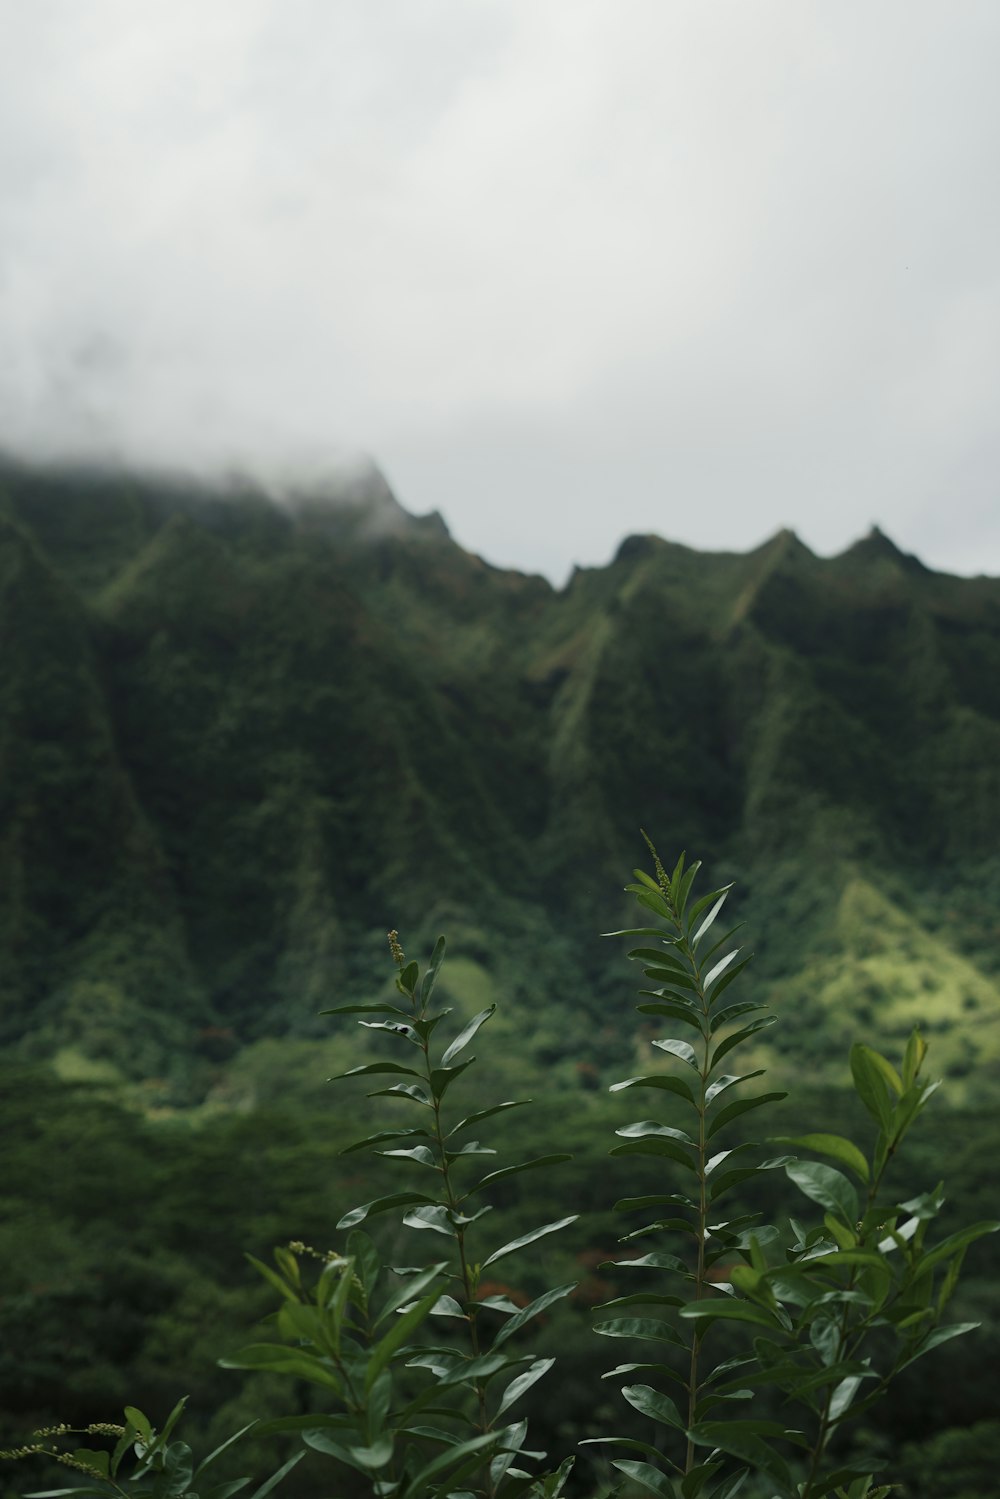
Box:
[1,453,997,1099]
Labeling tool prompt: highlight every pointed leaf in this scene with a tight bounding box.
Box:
[419,935,447,1003]
[430,1058,475,1098]
[710,1016,776,1069]
[593,1317,685,1347]
[707,1092,786,1139]
[331,1062,421,1081]
[493,1282,576,1347]
[244,1454,305,1499]
[706,1071,765,1104]
[441,1005,497,1067]
[448,1099,530,1135]
[609,1459,678,1498]
[652,1038,699,1068]
[617,1120,695,1143]
[481,1215,577,1268]
[340,1127,430,1155]
[785,1161,858,1226]
[610,1074,696,1104]
[496,1358,554,1415]
[469,1154,572,1195]
[621,1384,684,1429]
[770,1133,869,1183]
[337,1192,435,1230]
[679,1301,788,1332]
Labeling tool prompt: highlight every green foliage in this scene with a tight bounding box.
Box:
[0,1401,301,1499]
[3,457,1000,1092]
[218,932,578,1499]
[1,844,996,1499]
[581,843,998,1498]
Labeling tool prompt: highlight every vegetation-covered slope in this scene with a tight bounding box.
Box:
[1,455,998,1092]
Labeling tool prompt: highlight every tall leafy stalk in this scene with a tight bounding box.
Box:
[588,837,787,1499]
[321,931,578,1499]
[590,839,998,1499]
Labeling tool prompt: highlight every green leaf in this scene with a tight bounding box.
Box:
[493,1282,576,1346]
[604,927,677,939]
[374,1261,448,1326]
[441,1005,496,1067]
[675,860,702,918]
[579,1437,677,1465]
[651,1037,699,1068]
[340,1126,430,1155]
[219,1344,342,1389]
[635,888,672,919]
[785,1161,858,1226]
[689,888,732,946]
[407,1430,510,1496]
[679,1301,788,1332]
[367,1286,445,1389]
[593,1317,685,1347]
[496,1357,554,1415]
[601,1251,688,1273]
[403,1204,457,1236]
[594,1293,685,1311]
[629,946,691,970]
[419,935,447,1003]
[687,1423,791,1490]
[69,1452,108,1479]
[636,1001,706,1033]
[337,1192,435,1230]
[902,1027,928,1089]
[614,1193,696,1212]
[706,955,754,1005]
[245,1454,305,1499]
[611,1138,696,1169]
[703,949,742,991]
[358,1019,420,1041]
[610,1074,696,1104]
[123,1407,153,1443]
[621,1384,684,1429]
[366,1082,432,1105]
[331,1062,421,1081]
[448,1099,530,1135]
[710,1016,776,1069]
[912,1220,999,1276]
[481,1215,577,1269]
[705,1071,765,1105]
[897,1322,981,1369]
[617,1119,695,1143]
[707,1092,786,1139]
[709,1001,766,1033]
[469,1153,572,1195]
[609,1458,678,1499]
[321,1001,411,1016]
[430,1058,476,1098]
[770,1133,869,1183]
[378,1144,438,1167]
[398,959,419,995]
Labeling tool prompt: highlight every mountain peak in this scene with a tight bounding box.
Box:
[838,525,927,573]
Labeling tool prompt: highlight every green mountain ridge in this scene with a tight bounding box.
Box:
[1,454,998,1097]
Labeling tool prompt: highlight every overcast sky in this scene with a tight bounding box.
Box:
[2,2,998,582]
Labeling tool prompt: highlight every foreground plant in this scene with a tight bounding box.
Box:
[0,1401,301,1499]
[225,931,576,1499]
[588,839,998,1499]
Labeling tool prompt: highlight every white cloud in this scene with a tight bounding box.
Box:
[1,0,998,579]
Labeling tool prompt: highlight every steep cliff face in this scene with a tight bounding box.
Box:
[1,456,998,1082]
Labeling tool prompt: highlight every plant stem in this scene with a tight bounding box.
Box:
[415,1000,494,1499]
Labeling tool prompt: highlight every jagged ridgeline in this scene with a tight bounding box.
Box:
[1,453,998,1091]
